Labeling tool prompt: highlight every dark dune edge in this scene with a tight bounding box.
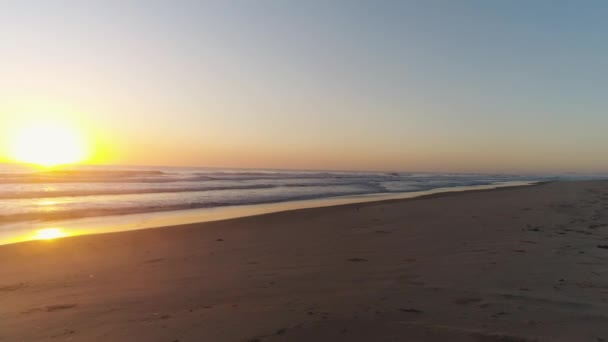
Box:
[2,180,608,342]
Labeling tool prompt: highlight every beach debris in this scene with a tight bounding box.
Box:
[216,238,224,242]
[597,245,608,249]
[276,328,287,335]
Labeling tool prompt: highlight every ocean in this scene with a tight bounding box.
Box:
[0,163,574,244]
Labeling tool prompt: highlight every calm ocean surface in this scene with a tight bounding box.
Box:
[0,163,602,244]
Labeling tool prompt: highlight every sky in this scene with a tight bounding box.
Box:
[1,0,607,173]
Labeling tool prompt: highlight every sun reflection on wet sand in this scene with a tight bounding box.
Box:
[35,199,61,213]
[33,228,69,240]
[38,200,58,206]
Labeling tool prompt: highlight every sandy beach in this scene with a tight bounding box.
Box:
[2,180,608,341]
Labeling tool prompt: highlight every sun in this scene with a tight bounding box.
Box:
[9,122,88,167]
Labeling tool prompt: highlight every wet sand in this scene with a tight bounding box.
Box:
[2,180,608,341]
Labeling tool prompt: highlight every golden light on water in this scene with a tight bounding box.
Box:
[33,228,69,240]
[9,121,88,167]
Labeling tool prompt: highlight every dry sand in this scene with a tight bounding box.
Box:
[2,181,608,341]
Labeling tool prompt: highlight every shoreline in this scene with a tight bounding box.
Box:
[0,180,539,245]
[2,180,608,341]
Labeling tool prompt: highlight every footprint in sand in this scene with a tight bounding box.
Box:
[453,297,483,305]
[0,283,27,292]
[46,304,78,312]
[490,311,509,319]
[50,329,76,338]
[144,258,165,264]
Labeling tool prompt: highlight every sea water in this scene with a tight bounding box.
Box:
[0,163,587,244]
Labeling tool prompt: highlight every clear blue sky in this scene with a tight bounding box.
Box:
[1,0,607,172]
